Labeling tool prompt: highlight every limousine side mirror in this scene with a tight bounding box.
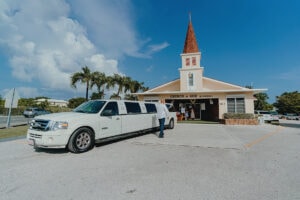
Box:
[101,109,113,116]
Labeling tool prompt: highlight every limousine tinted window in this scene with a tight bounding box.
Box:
[101,102,119,116]
[125,102,141,114]
[145,103,157,113]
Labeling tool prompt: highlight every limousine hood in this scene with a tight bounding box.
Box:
[33,112,94,122]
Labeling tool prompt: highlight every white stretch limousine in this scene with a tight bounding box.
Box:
[27,100,176,153]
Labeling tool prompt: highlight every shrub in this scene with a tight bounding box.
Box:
[223,113,255,119]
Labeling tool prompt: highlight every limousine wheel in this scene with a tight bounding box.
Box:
[168,119,174,129]
[68,127,95,153]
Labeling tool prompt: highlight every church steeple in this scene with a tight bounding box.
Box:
[179,16,203,92]
[182,18,199,53]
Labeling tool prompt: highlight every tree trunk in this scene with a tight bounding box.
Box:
[85,84,89,101]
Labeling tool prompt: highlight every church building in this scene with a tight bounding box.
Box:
[135,19,266,121]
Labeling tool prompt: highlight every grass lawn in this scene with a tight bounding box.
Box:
[0,125,28,140]
[177,120,219,124]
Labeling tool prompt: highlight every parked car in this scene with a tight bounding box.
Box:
[285,113,299,120]
[27,100,176,153]
[254,110,279,123]
[23,107,51,118]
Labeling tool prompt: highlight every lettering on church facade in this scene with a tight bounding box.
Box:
[168,95,213,99]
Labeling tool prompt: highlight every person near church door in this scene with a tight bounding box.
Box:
[190,108,195,120]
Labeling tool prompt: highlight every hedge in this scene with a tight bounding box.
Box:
[223,113,255,119]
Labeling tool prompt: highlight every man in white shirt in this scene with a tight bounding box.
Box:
[156,102,169,138]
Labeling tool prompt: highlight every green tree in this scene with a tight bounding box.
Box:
[39,99,50,109]
[110,93,121,100]
[0,95,4,107]
[90,72,106,99]
[68,97,86,109]
[124,94,136,100]
[104,74,126,99]
[124,80,148,100]
[71,66,95,101]
[112,74,125,97]
[18,98,36,107]
[90,92,104,100]
[123,76,133,94]
[254,93,273,111]
[104,75,113,90]
[87,72,149,100]
[273,91,300,114]
[130,80,148,93]
[105,75,149,100]
[35,96,49,100]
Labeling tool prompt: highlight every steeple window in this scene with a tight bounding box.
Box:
[188,72,194,86]
[192,57,196,66]
[186,58,190,66]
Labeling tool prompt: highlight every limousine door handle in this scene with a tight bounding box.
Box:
[116,117,120,120]
[102,127,108,130]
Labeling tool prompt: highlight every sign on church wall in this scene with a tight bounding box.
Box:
[168,94,215,99]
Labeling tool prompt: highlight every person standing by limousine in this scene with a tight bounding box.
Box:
[156,101,169,138]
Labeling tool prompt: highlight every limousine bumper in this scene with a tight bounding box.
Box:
[26,129,70,149]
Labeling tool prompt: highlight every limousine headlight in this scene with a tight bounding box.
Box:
[51,121,68,131]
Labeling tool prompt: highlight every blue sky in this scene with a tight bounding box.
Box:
[1,0,299,103]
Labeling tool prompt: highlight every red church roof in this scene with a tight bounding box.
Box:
[182,20,199,53]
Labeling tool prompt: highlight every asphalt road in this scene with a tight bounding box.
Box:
[0,115,30,128]
[0,120,300,200]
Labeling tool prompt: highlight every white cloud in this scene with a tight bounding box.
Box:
[146,42,170,56]
[16,87,39,98]
[68,0,167,59]
[0,0,168,99]
[68,0,140,58]
[86,54,119,76]
[0,0,121,97]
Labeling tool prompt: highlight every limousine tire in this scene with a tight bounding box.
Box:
[168,119,174,129]
[68,127,95,153]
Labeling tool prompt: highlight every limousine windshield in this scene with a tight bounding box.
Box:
[73,100,106,114]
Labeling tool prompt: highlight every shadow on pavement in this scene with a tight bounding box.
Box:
[280,122,300,129]
[34,147,69,154]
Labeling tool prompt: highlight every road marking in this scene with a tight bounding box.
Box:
[245,126,284,148]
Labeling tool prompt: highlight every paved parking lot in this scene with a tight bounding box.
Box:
[0,120,300,200]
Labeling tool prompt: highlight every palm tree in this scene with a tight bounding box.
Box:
[105,74,126,98]
[124,80,148,100]
[123,76,133,93]
[129,80,144,93]
[71,66,94,101]
[90,72,106,99]
[113,74,126,96]
[105,75,115,90]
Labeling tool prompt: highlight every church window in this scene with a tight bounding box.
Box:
[186,58,190,66]
[192,57,196,65]
[188,73,194,86]
[227,98,245,113]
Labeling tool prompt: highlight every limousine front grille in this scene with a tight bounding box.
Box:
[30,119,50,131]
